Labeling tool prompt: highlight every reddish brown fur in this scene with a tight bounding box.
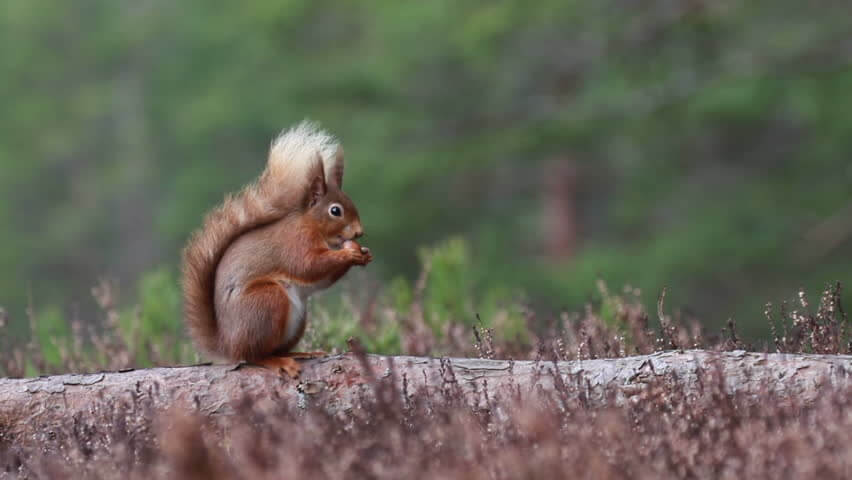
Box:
[181,124,370,362]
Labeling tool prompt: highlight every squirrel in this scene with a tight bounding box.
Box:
[181,121,372,377]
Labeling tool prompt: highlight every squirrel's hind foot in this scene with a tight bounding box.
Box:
[253,351,328,378]
[254,356,303,378]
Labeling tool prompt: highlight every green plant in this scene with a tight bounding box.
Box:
[118,267,190,366]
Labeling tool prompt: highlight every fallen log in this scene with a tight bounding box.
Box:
[1,350,851,440]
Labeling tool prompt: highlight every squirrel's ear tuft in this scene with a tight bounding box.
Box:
[267,120,339,189]
[325,146,345,189]
[306,155,327,208]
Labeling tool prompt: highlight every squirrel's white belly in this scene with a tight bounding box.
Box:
[281,283,319,347]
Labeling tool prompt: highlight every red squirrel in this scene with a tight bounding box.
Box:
[181,121,372,377]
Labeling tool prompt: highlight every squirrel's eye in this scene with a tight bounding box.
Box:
[329,204,343,218]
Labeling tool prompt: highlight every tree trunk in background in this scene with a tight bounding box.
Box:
[1,350,850,440]
[112,47,159,285]
[542,157,579,259]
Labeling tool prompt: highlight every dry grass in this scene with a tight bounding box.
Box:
[0,281,849,479]
[2,349,851,479]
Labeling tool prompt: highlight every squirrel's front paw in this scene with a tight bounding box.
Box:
[343,240,373,265]
[357,245,373,265]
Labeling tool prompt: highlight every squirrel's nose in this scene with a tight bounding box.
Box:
[352,223,364,239]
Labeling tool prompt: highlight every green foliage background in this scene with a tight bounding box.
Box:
[1,0,851,347]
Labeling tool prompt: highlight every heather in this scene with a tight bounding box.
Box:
[1,274,849,479]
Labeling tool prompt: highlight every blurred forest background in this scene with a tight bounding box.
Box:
[1,0,851,358]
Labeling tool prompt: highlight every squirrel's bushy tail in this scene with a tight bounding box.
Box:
[181,121,340,358]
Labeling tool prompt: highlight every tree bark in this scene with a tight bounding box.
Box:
[1,350,850,439]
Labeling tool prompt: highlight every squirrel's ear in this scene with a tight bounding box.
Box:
[306,157,327,208]
[326,146,345,189]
